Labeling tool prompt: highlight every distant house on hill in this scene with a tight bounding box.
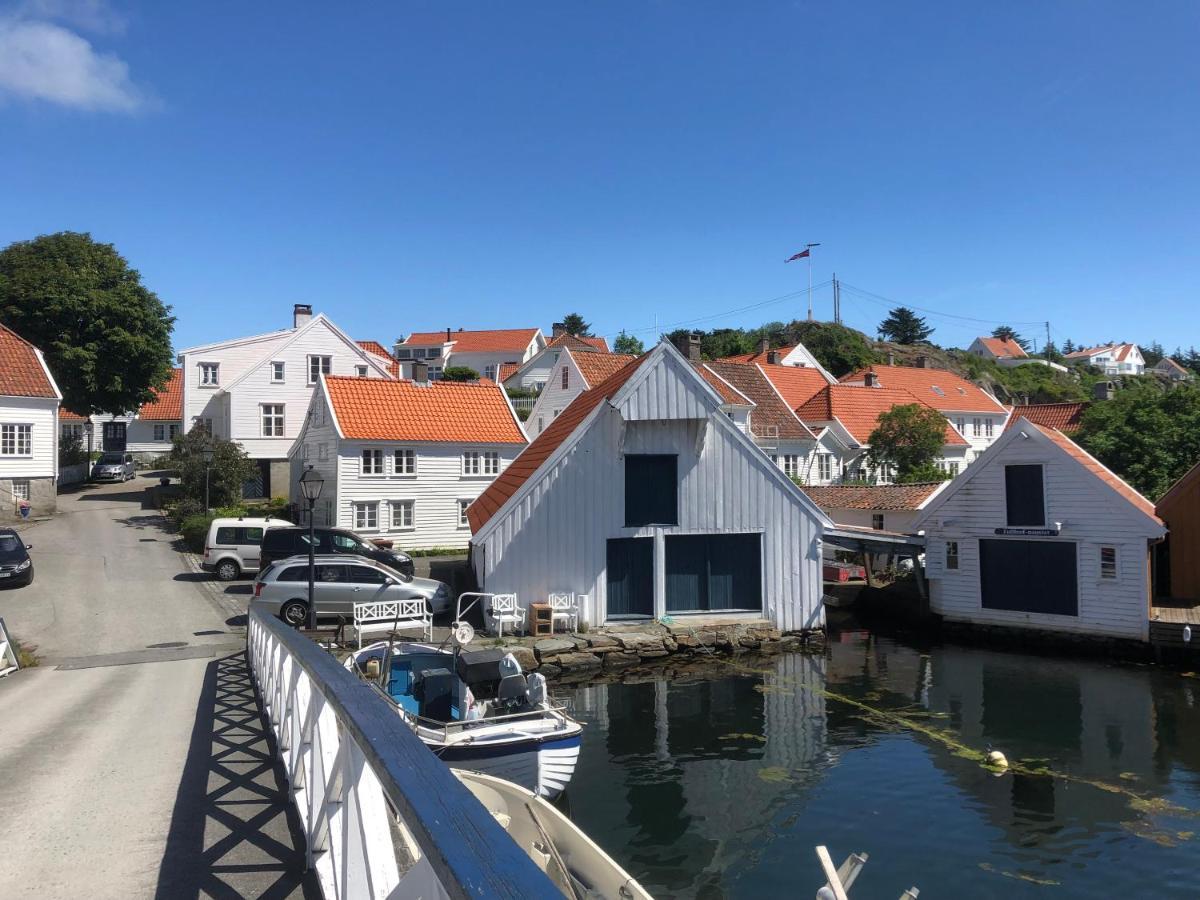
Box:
[721,339,834,382]
[1064,343,1145,376]
[1154,357,1193,382]
[394,327,544,383]
[502,325,611,395]
[969,336,1027,362]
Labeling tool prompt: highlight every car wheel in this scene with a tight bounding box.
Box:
[215,559,240,582]
[280,600,308,627]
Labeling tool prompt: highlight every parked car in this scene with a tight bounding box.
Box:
[0,529,33,587]
[202,517,294,581]
[91,451,136,482]
[259,526,415,577]
[253,555,451,625]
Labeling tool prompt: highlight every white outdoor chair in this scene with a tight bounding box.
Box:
[353,599,432,649]
[488,594,526,637]
[548,592,579,633]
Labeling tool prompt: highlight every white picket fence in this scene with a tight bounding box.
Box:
[0,617,20,677]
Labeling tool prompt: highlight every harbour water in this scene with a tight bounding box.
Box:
[562,622,1200,898]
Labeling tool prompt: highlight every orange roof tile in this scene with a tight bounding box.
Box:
[357,340,393,359]
[59,408,86,421]
[468,355,646,531]
[721,344,803,364]
[497,362,520,383]
[324,376,526,444]
[1030,422,1160,522]
[1005,401,1087,434]
[1156,357,1190,376]
[840,364,1005,413]
[694,363,752,405]
[976,336,1027,359]
[800,482,945,511]
[796,384,968,446]
[400,328,540,354]
[704,361,816,441]
[759,364,831,411]
[573,352,638,388]
[0,323,57,399]
[138,369,183,420]
[547,333,609,352]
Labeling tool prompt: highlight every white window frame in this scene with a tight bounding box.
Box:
[428,365,443,380]
[261,404,285,438]
[817,453,832,481]
[1100,546,1117,580]
[972,418,982,437]
[318,443,329,461]
[271,361,286,383]
[10,479,30,501]
[562,366,569,390]
[462,451,481,476]
[985,418,994,438]
[946,541,959,570]
[778,454,800,478]
[955,417,966,434]
[394,447,416,476]
[457,499,471,528]
[354,501,379,532]
[199,362,220,386]
[391,499,415,531]
[482,451,500,476]
[355,365,369,378]
[537,416,545,433]
[485,364,497,381]
[1,424,32,456]
[361,448,384,475]
[191,416,213,435]
[308,355,332,385]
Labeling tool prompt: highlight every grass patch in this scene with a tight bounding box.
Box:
[406,548,468,558]
[10,636,38,668]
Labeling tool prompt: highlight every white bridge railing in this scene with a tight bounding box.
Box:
[246,602,559,899]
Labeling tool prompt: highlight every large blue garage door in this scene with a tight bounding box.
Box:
[979,539,1078,616]
[666,533,762,613]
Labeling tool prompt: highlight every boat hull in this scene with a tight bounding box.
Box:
[435,732,582,799]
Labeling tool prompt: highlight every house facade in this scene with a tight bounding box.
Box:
[468,342,832,632]
[502,327,611,394]
[1154,357,1193,382]
[524,349,638,438]
[393,328,544,382]
[62,369,185,461]
[968,336,1028,362]
[721,340,835,381]
[177,305,395,498]
[1065,343,1145,375]
[799,482,949,534]
[1,324,61,520]
[290,373,527,550]
[917,417,1164,641]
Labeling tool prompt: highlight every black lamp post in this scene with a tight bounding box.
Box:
[298,465,325,630]
[200,446,215,511]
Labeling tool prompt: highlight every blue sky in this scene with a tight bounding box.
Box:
[2,1,1198,354]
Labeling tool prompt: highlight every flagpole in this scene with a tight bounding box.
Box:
[807,253,813,321]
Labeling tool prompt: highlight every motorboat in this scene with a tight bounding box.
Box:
[453,769,653,899]
[346,640,583,799]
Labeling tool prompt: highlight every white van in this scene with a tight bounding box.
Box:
[202,516,294,581]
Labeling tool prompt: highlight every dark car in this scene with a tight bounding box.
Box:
[0,528,34,587]
[259,527,415,578]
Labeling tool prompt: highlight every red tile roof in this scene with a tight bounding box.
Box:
[759,364,832,411]
[468,355,646,531]
[1004,402,1087,435]
[399,328,540,354]
[797,384,968,446]
[356,340,393,359]
[722,344,804,365]
[703,361,816,441]
[60,408,86,421]
[573,352,638,388]
[840,364,1005,413]
[976,336,1027,359]
[324,376,526,444]
[800,482,946,511]
[547,333,609,352]
[497,362,520,383]
[0,323,57,399]
[1064,342,1139,362]
[694,364,752,405]
[1030,422,1160,523]
[138,369,183,420]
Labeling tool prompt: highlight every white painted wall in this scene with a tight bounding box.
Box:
[0,396,58,479]
[288,389,341,529]
[526,351,588,437]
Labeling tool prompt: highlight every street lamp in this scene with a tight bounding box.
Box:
[298,465,325,630]
[200,446,215,511]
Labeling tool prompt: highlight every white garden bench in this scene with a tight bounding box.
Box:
[352,599,432,649]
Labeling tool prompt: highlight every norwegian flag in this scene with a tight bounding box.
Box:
[785,249,810,262]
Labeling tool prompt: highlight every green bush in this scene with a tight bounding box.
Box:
[169,497,206,528]
[180,514,213,553]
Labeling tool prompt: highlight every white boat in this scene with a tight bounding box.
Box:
[346,640,583,799]
[454,769,654,900]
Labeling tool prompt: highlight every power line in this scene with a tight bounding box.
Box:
[838,281,1046,327]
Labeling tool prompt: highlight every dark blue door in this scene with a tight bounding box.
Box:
[666,533,762,612]
[607,537,654,618]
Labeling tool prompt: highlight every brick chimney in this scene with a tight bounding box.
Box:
[673,332,702,362]
[293,304,313,329]
[864,371,878,388]
[759,336,769,355]
[887,350,896,366]
[412,360,429,385]
[446,327,452,342]
[552,322,567,339]
[766,350,780,365]
[915,355,929,368]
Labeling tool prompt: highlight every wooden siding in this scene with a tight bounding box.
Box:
[616,354,716,421]
[0,396,57,479]
[287,389,341,528]
[181,332,290,435]
[525,351,579,438]
[473,405,825,632]
[1158,463,1200,602]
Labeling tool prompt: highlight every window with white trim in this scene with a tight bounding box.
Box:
[817,453,832,481]
[955,417,966,433]
[458,499,470,528]
[985,418,994,438]
[396,348,412,360]
[261,404,284,437]
[271,361,285,383]
[354,502,379,531]
[562,366,569,389]
[191,416,213,435]
[463,451,480,475]
[61,422,83,439]
[153,423,165,441]
[482,451,500,476]
[1,424,32,456]
[394,448,415,475]
[10,480,30,501]
[777,454,800,478]
[946,541,959,570]
[972,418,982,437]
[391,499,414,530]
[428,365,443,380]
[199,363,219,386]
[308,355,332,385]
[355,365,368,377]
[361,448,384,475]
[1100,546,1117,579]
[537,416,545,433]
[485,364,497,381]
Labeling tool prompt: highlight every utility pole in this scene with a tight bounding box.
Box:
[805,243,821,320]
[832,273,840,324]
[1046,321,1052,358]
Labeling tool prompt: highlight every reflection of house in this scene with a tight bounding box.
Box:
[1156,458,1200,602]
[1065,343,1145,375]
[918,417,1164,641]
[468,342,832,630]
[0,323,61,519]
[393,327,544,382]
[799,482,949,533]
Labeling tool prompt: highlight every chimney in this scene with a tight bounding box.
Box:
[293,304,313,329]
[412,360,429,386]
[552,322,567,339]
[767,350,780,365]
[915,355,929,368]
[864,371,878,388]
[887,350,896,366]
[1093,380,1115,401]
[446,327,452,342]
[673,332,702,362]
[759,336,769,355]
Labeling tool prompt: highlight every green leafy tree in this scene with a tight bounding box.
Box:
[865,403,951,482]
[0,232,175,415]
[784,321,876,377]
[701,328,755,360]
[172,427,258,509]
[560,313,592,337]
[878,307,934,345]
[613,331,645,355]
[1075,382,1200,499]
[441,366,480,381]
[991,325,1030,351]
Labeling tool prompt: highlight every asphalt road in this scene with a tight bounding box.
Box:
[0,476,314,898]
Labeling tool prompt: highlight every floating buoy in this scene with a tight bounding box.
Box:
[986,750,1008,768]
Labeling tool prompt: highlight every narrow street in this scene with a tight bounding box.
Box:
[0,476,315,898]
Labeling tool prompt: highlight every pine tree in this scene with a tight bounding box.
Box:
[991,325,1030,350]
[878,307,934,345]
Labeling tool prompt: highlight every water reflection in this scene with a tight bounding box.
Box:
[563,630,1200,899]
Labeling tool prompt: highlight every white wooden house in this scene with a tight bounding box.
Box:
[502,327,611,394]
[915,417,1165,641]
[800,482,949,534]
[525,349,638,438]
[1,324,61,520]
[178,305,395,497]
[468,341,832,632]
[63,369,185,461]
[721,339,835,381]
[1064,343,1145,375]
[393,328,544,383]
[1154,357,1193,382]
[290,371,527,550]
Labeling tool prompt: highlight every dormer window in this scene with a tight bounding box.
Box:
[355,365,368,378]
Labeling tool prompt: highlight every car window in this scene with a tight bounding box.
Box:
[262,530,292,551]
[278,566,308,582]
[99,453,123,464]
[214,526,239,545]
[331,533,360,552]
[316,564,345,583]
[347,565,390,585]
[243,527,264,545]
[0,535,20,552]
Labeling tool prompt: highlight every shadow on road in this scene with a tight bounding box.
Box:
[78,488,151,505]
[156,652,318,898]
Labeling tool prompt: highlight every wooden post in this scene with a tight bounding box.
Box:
[863,551,878,588]
[912,553,929,616]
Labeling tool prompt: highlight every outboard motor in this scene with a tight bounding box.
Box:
[498,652,523,679]
[526,672,547,708]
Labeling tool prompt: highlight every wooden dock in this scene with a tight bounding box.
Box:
[1150,601,1200,653]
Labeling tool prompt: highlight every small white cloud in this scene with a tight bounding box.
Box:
[17,0,127,34]
[0,16,147,112]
